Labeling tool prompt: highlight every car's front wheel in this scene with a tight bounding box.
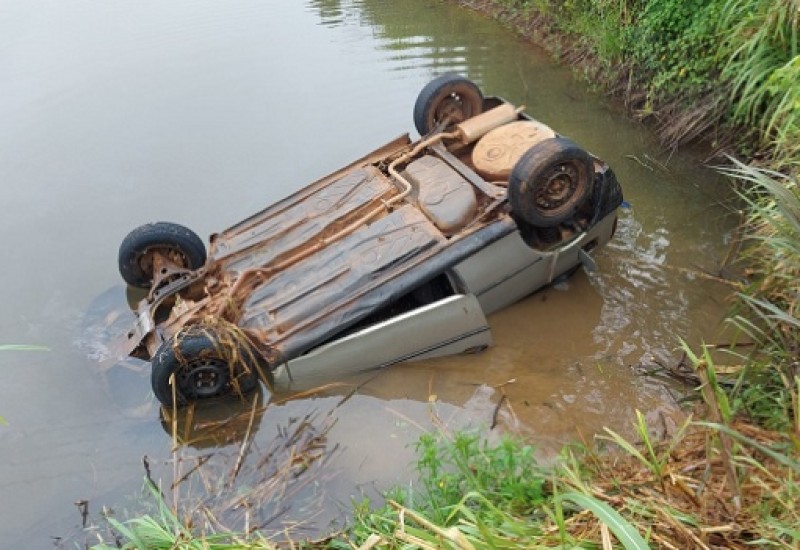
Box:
[118,222,206,288]
[508,137,593,228]
[151,327,264,407]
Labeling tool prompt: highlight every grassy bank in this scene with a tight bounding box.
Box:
[456,0,799,175]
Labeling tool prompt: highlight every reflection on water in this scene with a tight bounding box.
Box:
[156,394,339,537]
[0,0,736,546]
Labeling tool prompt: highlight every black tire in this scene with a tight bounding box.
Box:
[508,137,593,227]
[118,222,206,288]
[151,327,264,407]
[413,74,484,136]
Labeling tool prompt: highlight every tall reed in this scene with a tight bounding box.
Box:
[718,0,800,170]
[721,160,799,432]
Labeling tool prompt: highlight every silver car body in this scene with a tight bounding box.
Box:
[119,92,623,401]
[275,209,616,390]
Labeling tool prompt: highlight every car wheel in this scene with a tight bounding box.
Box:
[508,137,593,228]
[151,327,263,407]
[118,222,206,288]
[413,74,484,136]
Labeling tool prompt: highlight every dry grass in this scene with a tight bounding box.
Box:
[583,419,798,549]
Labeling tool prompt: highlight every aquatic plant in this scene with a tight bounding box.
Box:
[91,481,267,550]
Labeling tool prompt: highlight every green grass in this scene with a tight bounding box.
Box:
[94,432,653,550]
[475,0,799,171]
[599,409,693,490]
[91,409,798,549]
[91,481,279,550]
[719,0,800,168]
[343,431,555,547]
[719,161,800,433]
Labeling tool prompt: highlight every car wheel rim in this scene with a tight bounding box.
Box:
[178,358,230,398]
[433,95,470,126]
[533,162,581,212]
[429,84,481,130]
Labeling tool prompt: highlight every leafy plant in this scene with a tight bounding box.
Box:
[719,0,800,168]
[557,492,650,550]
[629,0,726,95]
[342,430,659,549]
[415,431,546,522]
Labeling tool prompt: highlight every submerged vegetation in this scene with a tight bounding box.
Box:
[89,377,799,548]
[82,1,800,548]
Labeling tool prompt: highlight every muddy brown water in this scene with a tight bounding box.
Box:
[0,0,737,545]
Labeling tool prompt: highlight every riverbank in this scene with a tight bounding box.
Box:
[453,0,799,174]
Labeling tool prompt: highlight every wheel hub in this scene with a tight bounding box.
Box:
[178,359,229,398]
[138,246,188,277]
[437,97,466,122]
[535,164,579,210]
[433,92,477,129]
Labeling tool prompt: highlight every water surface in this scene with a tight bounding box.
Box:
[0,0,736,545]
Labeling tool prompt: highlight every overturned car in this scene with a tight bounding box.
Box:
[116,74,623,406]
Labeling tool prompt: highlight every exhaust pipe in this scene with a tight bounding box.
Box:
[455,103,522,144]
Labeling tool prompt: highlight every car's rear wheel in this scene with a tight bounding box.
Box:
[151,327,264,407]
[118,222,206,288]
[508,137,593,228]
[413,74,484,136]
